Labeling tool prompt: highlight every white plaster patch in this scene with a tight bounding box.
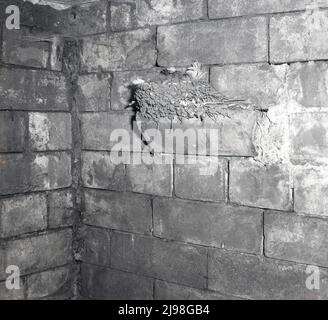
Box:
[22,0,71,10]
[29,113,50,150]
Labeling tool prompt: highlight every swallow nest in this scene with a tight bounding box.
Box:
[133,64,258,123]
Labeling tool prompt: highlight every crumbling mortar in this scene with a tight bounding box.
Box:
[262,211,266,256]
[0,187,71,200]
[226,160,230,203]
[0,226,73,243]
[267,15,271,63]
[62,38,84,299]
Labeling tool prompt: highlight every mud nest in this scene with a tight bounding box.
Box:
[133,74,258,123]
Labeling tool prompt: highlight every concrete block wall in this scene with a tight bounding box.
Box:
[77,0,328,300]
[1,0,328,300]
[0,0,80,300]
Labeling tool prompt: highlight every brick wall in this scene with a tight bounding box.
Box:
[1,0,328,300]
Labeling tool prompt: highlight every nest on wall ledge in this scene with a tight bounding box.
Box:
[132,62,260,123]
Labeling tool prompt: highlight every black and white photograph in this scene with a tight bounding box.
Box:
[0,0,327,307]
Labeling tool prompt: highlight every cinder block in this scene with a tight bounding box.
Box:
[30,153,72,191]
[29,113,72,151]
[157,17,267,66]
[139,110,258,157]
[19,0,107,36]
[0,67,68,111]
[3,230,72,277]
[126,153,173,197]
[0,154,29,195]
[208,249,328,299]
[80,226,111,266]
[81,113,141,151]
[84,189,152,234]
[154,197,263,254]
[290,113,328,162]
[211,61,328,110]
[3,28,50,69]
[210,64,287,108]
[63,0,108,36]
[0,112,26,152]
[294,166,328,217]
[81,29,156,72]
[110,0,206,31]
[76,74,111,112]
[27,266,72,299]
[81,151,126,191]
[0,153,71,195]
[155,280,234,300]
[265,211,328,266]
[270,11,328,63]
[0,194,47,238]
[287,62,328,109]
[49,190,74,228]
[230,159,291,211]
[174,156,227,202]
[81,264,153,300]
[110,232,207,289]
[208,0,328,18]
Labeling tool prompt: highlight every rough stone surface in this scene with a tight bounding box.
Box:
[287,62,328,108]
[81,226,111,266]
[153,197,263,254]
[211,61,328,109]
[0,153,71,195]
[157,17,267,66]
[210,64,287,108]
[148,111,258,156]
[0,281,25,300]
[290,113,328,163]
[3,29,50,69]
[49,190,74,228]
[0,154,29,195]
[30,153,72,191]
[27,266,71,299]
[0,67,68,111]
[3,0,328,301]
[208,249,328,300]
[174,156,227,202]
[0,112,26,152]
[126,154,173,197]
[2,230,72,277]
[155,280,232,300]
[81,264,153,300]
[230,159,291,211]
[294,166,328,217]
[3,0,107,36]
[29,113,72,151]
[84,189,152,235]
[76,73,111,112]
[138,113,258,156]
[264,211,328,266]
[81,112,140,151]
[270,11,328,63]
[82,151,126,191]
[81,29,156,72]
[111,232,207,289]
[208,0,328,18]
[62,0,108,36]
[0,194,47,238]
[110,0,206,30]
